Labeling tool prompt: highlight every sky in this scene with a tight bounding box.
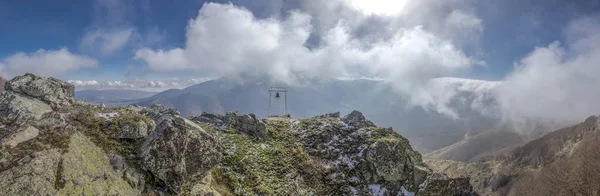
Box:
[1,0,600,122]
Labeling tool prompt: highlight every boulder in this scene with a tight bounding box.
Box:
[108,154,146,190]
[192,112,269,141]
[114,120,155,139]
[142,105,181,118]
[4,73,75,108]
[190,172,222,196]
[316,111,341,118]
[0,149,62,195]
[0,126,39,148]
[342,110,376,128]
[224,112,269,141]
[417,173,477,196]
[140,113,221,193]
[110,112,156,139]
[0,91,52,126]
[57,132,138,195]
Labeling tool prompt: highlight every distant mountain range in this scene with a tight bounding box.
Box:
[74,89,157,107]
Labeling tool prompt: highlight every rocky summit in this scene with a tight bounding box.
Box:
[0,73,476,195]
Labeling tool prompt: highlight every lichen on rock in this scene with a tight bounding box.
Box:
[57,132,138,195]
[4,73,75,108]
[0,149,62,195]
[140,112,221,194]
[191,112,269,141]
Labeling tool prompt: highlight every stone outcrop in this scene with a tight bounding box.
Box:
[0,73,76,145]
[0,91,52,126]
[209,110,477,195]
[191,112,269,141]
[0,126,39,148]
[0,149,62,195]
[0,133,138,195]
[140,112,221,194]
[5,73,75,108]
[57,132,138,195]
[342,110,376,128]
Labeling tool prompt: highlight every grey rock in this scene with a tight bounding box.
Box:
[141,113,221,193]
[109,154,127,171]
[0,91,52,126]
[191,112,226,126]
[1,126,39,148]
[342,110,376,128]
[57,132,138,195]
[191,112,269,141]
[5,73,75,108]
[190,172,221,196]
[316,112,341,118]
[108,154,146,191]
[113,118,156,139]
[366,140,413,182]
[142,104,181,118]
[0,149,61,195]
[36,112,69,129]
[224,112,269,141]
[123,167,146,191]
[417,173,477,196]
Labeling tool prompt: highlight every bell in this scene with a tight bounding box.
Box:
[275,92,280,98]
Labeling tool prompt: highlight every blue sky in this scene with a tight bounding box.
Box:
[0,0,598,92]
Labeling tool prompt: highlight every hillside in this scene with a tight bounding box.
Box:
[426,128,524,162]
[426,116,600,195]
[0,73,477,195]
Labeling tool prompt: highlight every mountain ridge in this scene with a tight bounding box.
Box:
[0,73,477,195]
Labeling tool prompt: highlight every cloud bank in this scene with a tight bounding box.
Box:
[0,48,98,78]
[496,16,600,123]
[135,2,482,117]
[69,77,212,92]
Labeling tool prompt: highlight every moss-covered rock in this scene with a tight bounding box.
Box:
[0,149,61,195]
[57,132,138,195]
[191,112,269,141]
[109,110,156,139]
[141,112,221,194]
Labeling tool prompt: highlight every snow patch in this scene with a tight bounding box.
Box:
[368,184,388,196]
[335,155,359,169]
[400,186,414,196]
[96,112,119,120]
[349,176,360,183]
[350,187,358,195]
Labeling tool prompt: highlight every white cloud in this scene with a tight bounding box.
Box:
[69,77,212,92]
[135,2,480,113]
[496,16,600,123]
[413,77,501,118]
[80,0,164,55]
[0,48,98,78]
[81,28,134,55]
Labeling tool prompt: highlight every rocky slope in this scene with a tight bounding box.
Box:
[0,73,477,195]
[426,116,600,196]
